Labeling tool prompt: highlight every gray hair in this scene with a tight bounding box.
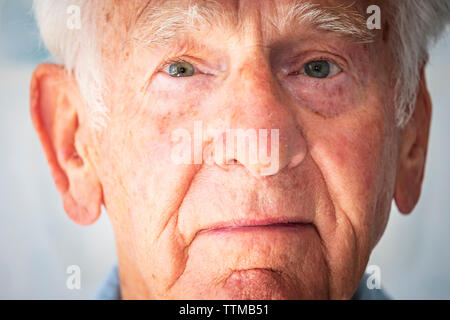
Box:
[33,0,450,128]
[391,1,450,126]
[33,0,108,128]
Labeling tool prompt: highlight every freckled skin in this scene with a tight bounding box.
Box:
[91,0,399,299]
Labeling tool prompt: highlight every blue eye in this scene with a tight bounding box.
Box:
[167,61,195,77]
[303,60,341,78]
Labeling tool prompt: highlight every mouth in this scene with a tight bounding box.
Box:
[198,218,311,235]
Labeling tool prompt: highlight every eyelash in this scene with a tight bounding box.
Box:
[160,57,192,72]
[159,56,344,78]
[291,57,343,77]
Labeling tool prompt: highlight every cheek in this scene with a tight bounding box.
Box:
[307,107,391,247]
[319,120,383,203]
[301,61,394,231]
[101,117,200,296]
[120,125,190,226]
[147,74,215,117]
[302,109,391,297]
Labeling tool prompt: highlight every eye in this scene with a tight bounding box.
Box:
[167,60,195,77]
[302,60,341,79]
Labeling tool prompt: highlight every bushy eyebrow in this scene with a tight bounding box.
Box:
[278,2,374,42]
[130,0,374,48]
[130,0,230,48]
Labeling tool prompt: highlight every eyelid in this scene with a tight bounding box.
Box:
[160,58,194,74]
[283,52,347,77]
[159,56,216,76]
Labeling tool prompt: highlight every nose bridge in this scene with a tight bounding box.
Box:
[230,51,286,129]
[236,53,275,98]
[212,51,307,176]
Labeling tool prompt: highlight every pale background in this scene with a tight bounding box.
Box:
[0,0,449,299]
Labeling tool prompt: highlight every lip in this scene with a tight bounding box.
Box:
[197,218,311,235]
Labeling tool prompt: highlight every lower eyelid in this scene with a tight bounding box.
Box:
[288,71,346,86]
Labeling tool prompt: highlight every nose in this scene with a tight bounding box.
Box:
[210,53,307,177]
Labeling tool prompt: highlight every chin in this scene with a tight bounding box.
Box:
[171,268,327,300]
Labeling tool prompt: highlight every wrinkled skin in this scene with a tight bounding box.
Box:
[30,0,431,299]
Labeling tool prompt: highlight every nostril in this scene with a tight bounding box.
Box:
[215,157,242,172]
[227,158,239,165]
[288,148,307,169]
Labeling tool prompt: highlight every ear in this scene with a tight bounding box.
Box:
[394,67,432,214]
[30,64,102,225]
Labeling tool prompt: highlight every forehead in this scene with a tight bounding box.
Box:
[136,0,372,15]
[128,0,380,46]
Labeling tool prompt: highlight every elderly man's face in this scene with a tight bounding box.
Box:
[31,0,431,299]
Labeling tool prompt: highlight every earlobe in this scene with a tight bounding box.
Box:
[30,64,102,225]
[394,134,425,214]
[394,68,432,214]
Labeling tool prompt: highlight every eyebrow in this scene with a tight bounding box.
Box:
[279,2,374,42]
[130,0,374,48]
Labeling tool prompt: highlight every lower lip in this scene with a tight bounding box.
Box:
[201,223,310,235]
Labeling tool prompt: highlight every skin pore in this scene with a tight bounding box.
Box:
[30,0,431,299]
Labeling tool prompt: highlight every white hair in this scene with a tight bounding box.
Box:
[33,0,450,128]
[33,0,109,128]
[391,1,450,126]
